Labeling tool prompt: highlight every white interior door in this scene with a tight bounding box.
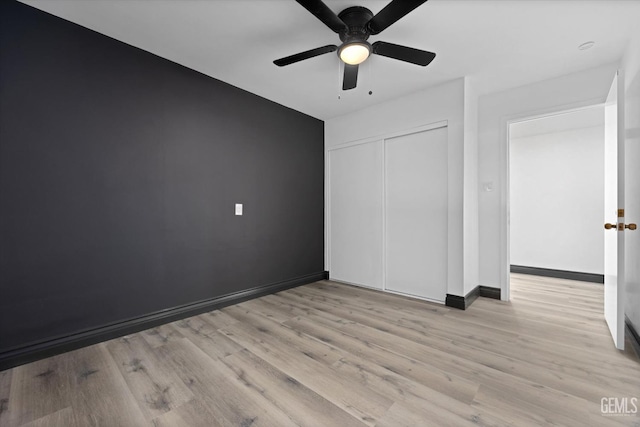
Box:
[385,127,448,302]
[604,70,625,350]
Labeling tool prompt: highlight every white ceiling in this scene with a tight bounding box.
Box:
[20,0,640,120]
[510,105,605,139]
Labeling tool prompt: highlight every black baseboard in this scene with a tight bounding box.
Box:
[446,294,469,310]
[446,287,479,310]
[0,271,328,372]
[626,316,640,360]
[479,286,501,300]
[510,265,604,284]
[446,285,501,310]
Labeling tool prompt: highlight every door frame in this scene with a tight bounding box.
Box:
[500,100,605,301]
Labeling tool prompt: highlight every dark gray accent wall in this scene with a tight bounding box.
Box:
[0,1,324,355]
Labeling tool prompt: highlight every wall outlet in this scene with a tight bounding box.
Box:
[235,203,243,215]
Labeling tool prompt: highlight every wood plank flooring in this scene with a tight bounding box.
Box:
[1,274,639,426]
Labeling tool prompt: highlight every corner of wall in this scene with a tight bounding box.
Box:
[463,76,480,296]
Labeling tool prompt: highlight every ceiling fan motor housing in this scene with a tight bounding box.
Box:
[338,6,374,44]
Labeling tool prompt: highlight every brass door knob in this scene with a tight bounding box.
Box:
[605,223,617,230]
[626,223,637,230]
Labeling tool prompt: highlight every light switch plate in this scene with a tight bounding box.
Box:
[235,204,243,215]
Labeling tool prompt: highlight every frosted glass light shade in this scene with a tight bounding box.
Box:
[339,43,371,65]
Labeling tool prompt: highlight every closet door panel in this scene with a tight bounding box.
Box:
[385,127,448,301]
[329,142,383,289]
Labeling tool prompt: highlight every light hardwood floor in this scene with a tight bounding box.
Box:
[1,274,639,426]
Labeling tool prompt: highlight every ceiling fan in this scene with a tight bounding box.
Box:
[273,0,436,91]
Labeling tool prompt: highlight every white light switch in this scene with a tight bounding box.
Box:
[235,204,243,215]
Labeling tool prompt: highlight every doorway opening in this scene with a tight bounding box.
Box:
[506,104,605,297]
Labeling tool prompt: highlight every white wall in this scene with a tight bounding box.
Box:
[510,122,604,274]
[463,78,480,295]
[477,63,618,298]
[622,34,640,336]
[325,78,470,297]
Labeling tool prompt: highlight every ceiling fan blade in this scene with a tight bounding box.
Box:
[343,64,359,90]
[367,0,429,35]
[372,41,436,66]
[274,45,338,67]
[295,0,348,33]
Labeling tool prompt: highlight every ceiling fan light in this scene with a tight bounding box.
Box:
[339,42,371,65]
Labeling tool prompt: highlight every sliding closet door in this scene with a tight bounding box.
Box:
[385,127,448,301]
[330,141,383,289]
